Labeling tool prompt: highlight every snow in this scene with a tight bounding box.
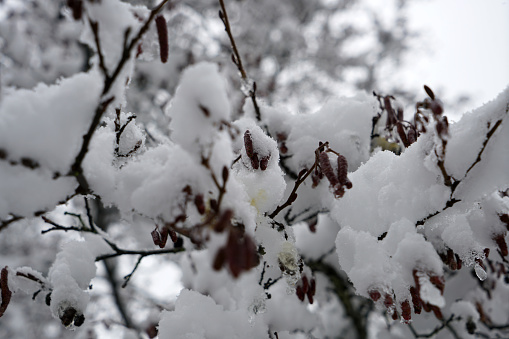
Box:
[158,289,268,339]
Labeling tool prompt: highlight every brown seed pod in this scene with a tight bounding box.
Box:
[337,155,348,186]
[319,152,339,188]
[213,248,226,271]
[368,289,381,302]
[0,267,12,317]
[410,286,422,314]
[244,130,254,158]
[155,15,168,63]
[401,300,412,323]
[407,128,417,145]
[66,0,83,20]
[194,194,205,215]
[424,85,435,100]
[384,293,394,309]
[493,234,508,257]
[296,285,305,301]
[251,153,259,170]
[260,155,270,171]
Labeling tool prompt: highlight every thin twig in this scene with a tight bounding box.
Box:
[218,0,261,121]
[95,245,185,261]
[0,215,23,232]
[269,142,328,219]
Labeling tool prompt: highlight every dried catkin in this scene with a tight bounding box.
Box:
[155,15,168,63]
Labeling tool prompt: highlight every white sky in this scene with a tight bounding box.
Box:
[404,0,509,115]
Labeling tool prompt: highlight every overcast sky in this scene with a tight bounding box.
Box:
[404,0,509,116]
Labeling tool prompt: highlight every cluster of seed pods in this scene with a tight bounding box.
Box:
[244,130,270,171]
[314,149,352,198]
[295,274,316,304]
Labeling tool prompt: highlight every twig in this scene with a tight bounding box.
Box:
[306,258,370,339]
[0,215,23,232]
[269,142,328,219]
[95,244,185,261]
[408,315,457,338]
[218,0,261,121]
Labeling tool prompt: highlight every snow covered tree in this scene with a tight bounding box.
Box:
[0,0,508,338]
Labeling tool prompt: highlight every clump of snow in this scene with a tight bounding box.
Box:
[281,93,376,172]
[158,289,268,339]
[48,240,96,328]
[167,62,231,156]
[232,119,286,214]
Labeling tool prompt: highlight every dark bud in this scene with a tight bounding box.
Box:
[431,100,444,116]
[155,15,168,63]
[345,180,353,190]
[466,319,476,335]
[500,214,509,230]
[222,166,229,183]
[392,310,399,320]
[401,300,412,323]
[368,289,381,302]
[174,237,184,248]
[194,194,205,215]
[151,228,161,247]
[493,234,508,257]
[244,130,254,158]
[251,153,259,170]
[455,253,463,270]
[0,267,12,317]
[199,104,210,117]
[288,192,297,204]
[74,313,85,327]
[424,85,435,100]
[21,157,39,169]
[260,155,270,171]
[397,122,409,148]
[60,307,77,327]
[384,294,394,309]
[213,248,226,271]
[158,227,169,248]
[407,128,417,145]
[45,292,52,306]
[0,148,7,159]
[169,229,178,243]
[296,285,305,301]
[66,0,83,20]
[210,199,218,213]
[214,209,232,233]
[410,286,422,314]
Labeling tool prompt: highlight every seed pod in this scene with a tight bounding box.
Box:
[296,285,305,301]
[397,122,409,148]
[45,292,52,306]
[337,155,348,185]
[155,15,168,63]
[251,153,259,170]
[214,209,233,233]
[194,194,205,215]
[424,85,435,100]
[368,289,381,302]
[319,152,339,187]
[407,128,417,145]
[222,166,229,183]
[213,248,225,271]
[151,228,161,247]
[244,130,254,158]
[384,294,394,309]
[61,307,77,327]
[493,234,508,257]
[169,229,178,243]
[401,300,412,323]
[74,313,85,327]
[0,267,12,317]
[210,199,218,213]
[410,286,422,314]
[66,0,83,20]
[260,155,270,171]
